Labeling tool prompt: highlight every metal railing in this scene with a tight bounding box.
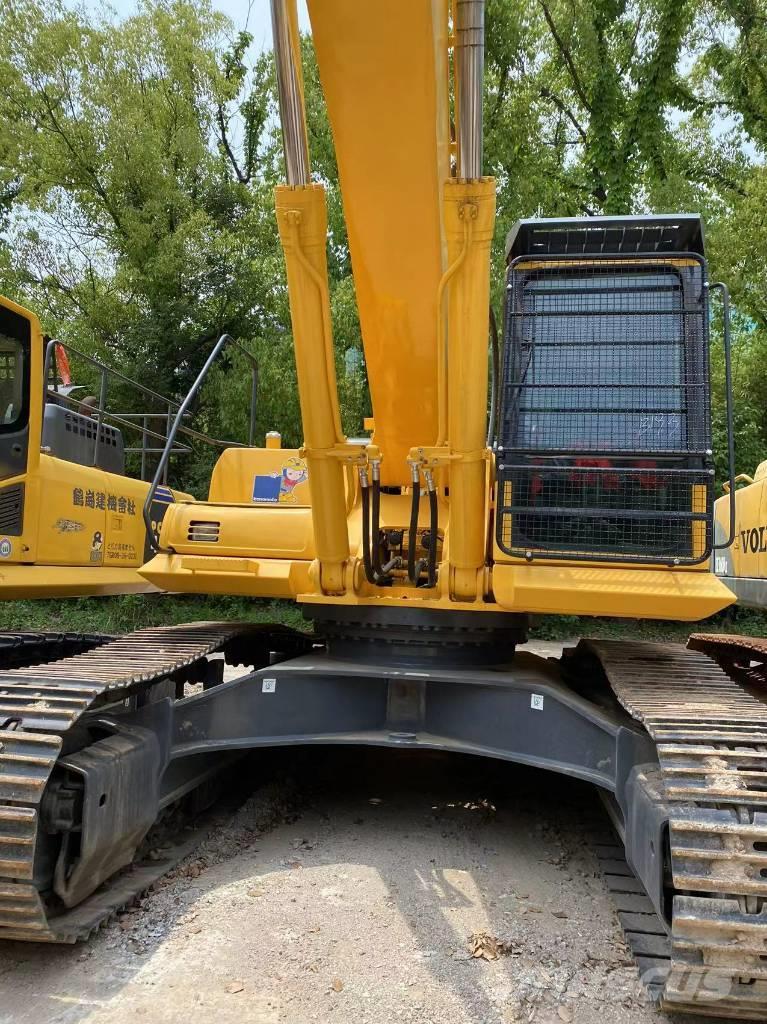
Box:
[143,333,254,553]
[710,281,736,549]
[44,338,258,484]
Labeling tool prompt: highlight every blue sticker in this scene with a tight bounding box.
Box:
[253,474,281,504]
[153,486,175,506]
[0,539,12,557]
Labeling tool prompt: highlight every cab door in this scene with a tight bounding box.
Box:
[0,297,43,560]
[0,301,33,486]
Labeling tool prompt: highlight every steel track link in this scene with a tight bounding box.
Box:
[582,637,767,1021]
[0,621,257,943]
[0,631,111,677]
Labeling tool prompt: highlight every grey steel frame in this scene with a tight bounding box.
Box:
[85,637,669,929]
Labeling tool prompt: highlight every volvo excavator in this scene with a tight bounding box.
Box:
[714,459,767,609]
[2,1,767,1018]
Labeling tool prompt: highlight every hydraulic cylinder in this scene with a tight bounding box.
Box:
[444,178,496,601]
[275,183,350,595]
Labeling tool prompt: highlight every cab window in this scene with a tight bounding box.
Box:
[0,306,30,432]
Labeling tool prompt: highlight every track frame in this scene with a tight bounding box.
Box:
[5,622,767,1020]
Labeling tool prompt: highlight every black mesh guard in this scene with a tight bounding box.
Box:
[495,253,714,565]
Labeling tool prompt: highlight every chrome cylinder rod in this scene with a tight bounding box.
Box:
[455,0,485,181]
[270,0,311,185]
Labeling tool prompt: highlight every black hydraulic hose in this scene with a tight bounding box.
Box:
[413,557,428,586]
[425,469,438,588]
[487,306,500,448]
[359,470,377,584]
[407,463,421,583]
[371,464,386,580]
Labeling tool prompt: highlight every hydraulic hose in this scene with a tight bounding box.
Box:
[361,464,395,586]
[407,462,421,583]
[371,462,385,580]
[425,468,439,588]
[359,468,376,584]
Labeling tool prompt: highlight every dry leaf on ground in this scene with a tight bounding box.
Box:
[468,931,511,961]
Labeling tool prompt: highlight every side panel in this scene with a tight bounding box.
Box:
[713,472,767,608]
[34,457,107,566]
[209,447,311,507]
[33,456,184,569]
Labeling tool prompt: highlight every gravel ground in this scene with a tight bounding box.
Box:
[0,640,721,1024]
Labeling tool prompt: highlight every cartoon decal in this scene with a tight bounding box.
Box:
[279,457,308,503]
[90,530,103,563]
[252,457,308,505]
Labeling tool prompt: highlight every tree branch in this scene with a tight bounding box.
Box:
[537,0,593,113]
[36,86,126,238]
[539,86,588,142]
[216,104,249,185]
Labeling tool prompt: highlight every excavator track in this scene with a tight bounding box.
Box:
[0,621,259,943]
[581,637,767,1020]
[0,631,110,672]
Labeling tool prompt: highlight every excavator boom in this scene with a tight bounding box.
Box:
[307,0,449,484]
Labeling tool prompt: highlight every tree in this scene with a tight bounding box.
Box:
[1,0,767,486]
[0,0,277,393]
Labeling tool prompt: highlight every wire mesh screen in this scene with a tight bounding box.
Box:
[496,254,713,564]
[497,463,712,563]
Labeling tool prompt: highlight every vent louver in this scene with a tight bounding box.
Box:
[187,520,220,543]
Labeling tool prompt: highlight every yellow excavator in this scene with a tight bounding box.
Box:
[714,461,767,609]
[0,294,257,599]
[1,2,765,1019]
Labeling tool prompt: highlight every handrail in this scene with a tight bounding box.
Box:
[44,337,259,478]
[709,282,736,549]
[45,339,186,411]
[722,473,754,493]
[143,333,250,554]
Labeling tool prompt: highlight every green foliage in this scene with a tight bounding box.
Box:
[0,594,305,633]
[531,607,767,641]
[0,593,760,645]
[0,0,280,399]
[0,0,766,498]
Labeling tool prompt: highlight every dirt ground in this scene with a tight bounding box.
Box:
[0,641,720,1024]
